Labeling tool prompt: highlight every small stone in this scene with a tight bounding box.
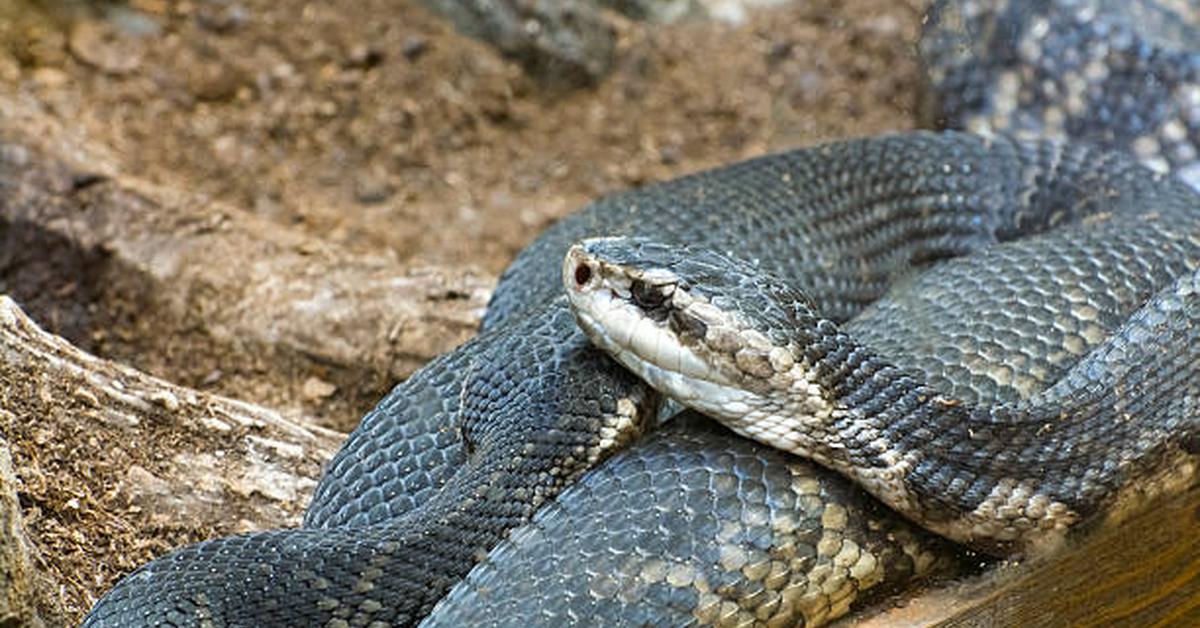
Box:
[402,36,430,62]
[201,369,223,386]
[187,61,243,102]
[0,145,29,167]
[658,144,680,165]
[301,376,337,400]
[197,3,249,33]
[108,7,163,37]
[347,44,384,69]
[68,21,144,75]
[354,175,395,204]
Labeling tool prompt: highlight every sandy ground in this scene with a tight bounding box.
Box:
[0,0,926,621]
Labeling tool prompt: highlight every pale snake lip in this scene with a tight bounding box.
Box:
[563,240,770,422]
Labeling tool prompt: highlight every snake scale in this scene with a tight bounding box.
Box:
[565,215,1200,553]
[82,1,1200,626]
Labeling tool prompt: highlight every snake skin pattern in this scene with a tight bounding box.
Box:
[82,1,1200,626]
[564,200,1200,553]
[424,414,966,627]
[921,0,1200,188]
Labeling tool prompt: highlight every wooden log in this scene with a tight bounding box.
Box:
[0,106,491,432]
[0,295,343,622]
[843,481,1199,626]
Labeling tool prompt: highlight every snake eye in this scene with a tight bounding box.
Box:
[631,279,665,309]
[574,263,593,287]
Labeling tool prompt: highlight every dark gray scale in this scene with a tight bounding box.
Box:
[423,414,965,628]
[849,210,1200,404]
[84,308,660,627]
[922,0,1200,188]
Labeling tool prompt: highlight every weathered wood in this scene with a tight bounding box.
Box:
[0,436,62,627]
[0,102,491,431]
[0,296,344,621]
[845,484,1200,627]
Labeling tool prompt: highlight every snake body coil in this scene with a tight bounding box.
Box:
[85,132,1199,626]
[565,210,1200,553]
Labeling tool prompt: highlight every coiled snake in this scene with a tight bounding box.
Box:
[83,1,1200,626]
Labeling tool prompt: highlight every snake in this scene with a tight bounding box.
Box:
[81,1,1200,626]
[564,219,1200,555]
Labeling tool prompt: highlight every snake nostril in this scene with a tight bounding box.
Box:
[574,263,593,287]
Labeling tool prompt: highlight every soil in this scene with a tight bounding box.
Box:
[0,0,926,622]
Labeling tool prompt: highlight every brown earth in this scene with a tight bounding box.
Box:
[0,0,925,622]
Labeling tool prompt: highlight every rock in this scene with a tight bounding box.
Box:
[110,12,163,38]
[402,36,430,62]
[346,43,385,69]
[413,1,802,86]
[196,1,249,33]
[418,0,616,88]
[600,0,796,23]
[68,20,143,75]
[301,376,338,401]
[186,60,244,102]
[599,0,692,21]
[353,172,395,204]
[30,67,69,88]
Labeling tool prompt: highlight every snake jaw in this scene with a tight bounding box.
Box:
[566,241,746,390]
[565,239,810,389]
[565,240,831,437]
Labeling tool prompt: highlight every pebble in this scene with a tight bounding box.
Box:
[347,44,384,69]
[31,67,69,88]
[301,376,337,401]
[354,174,396,204]
[197,2,249,33]
[68,21,144,75]
[187,61,243,102]
[402,36,430,62]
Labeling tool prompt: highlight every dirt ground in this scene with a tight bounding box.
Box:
[0,0,925,621]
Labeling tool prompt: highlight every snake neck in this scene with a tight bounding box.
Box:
[721,290,1200,555]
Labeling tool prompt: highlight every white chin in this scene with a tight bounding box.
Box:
[572,293,759,421]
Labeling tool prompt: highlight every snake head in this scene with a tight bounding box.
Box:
[564,237,827,426]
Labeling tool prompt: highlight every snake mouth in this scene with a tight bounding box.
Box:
[565,242,717,373]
